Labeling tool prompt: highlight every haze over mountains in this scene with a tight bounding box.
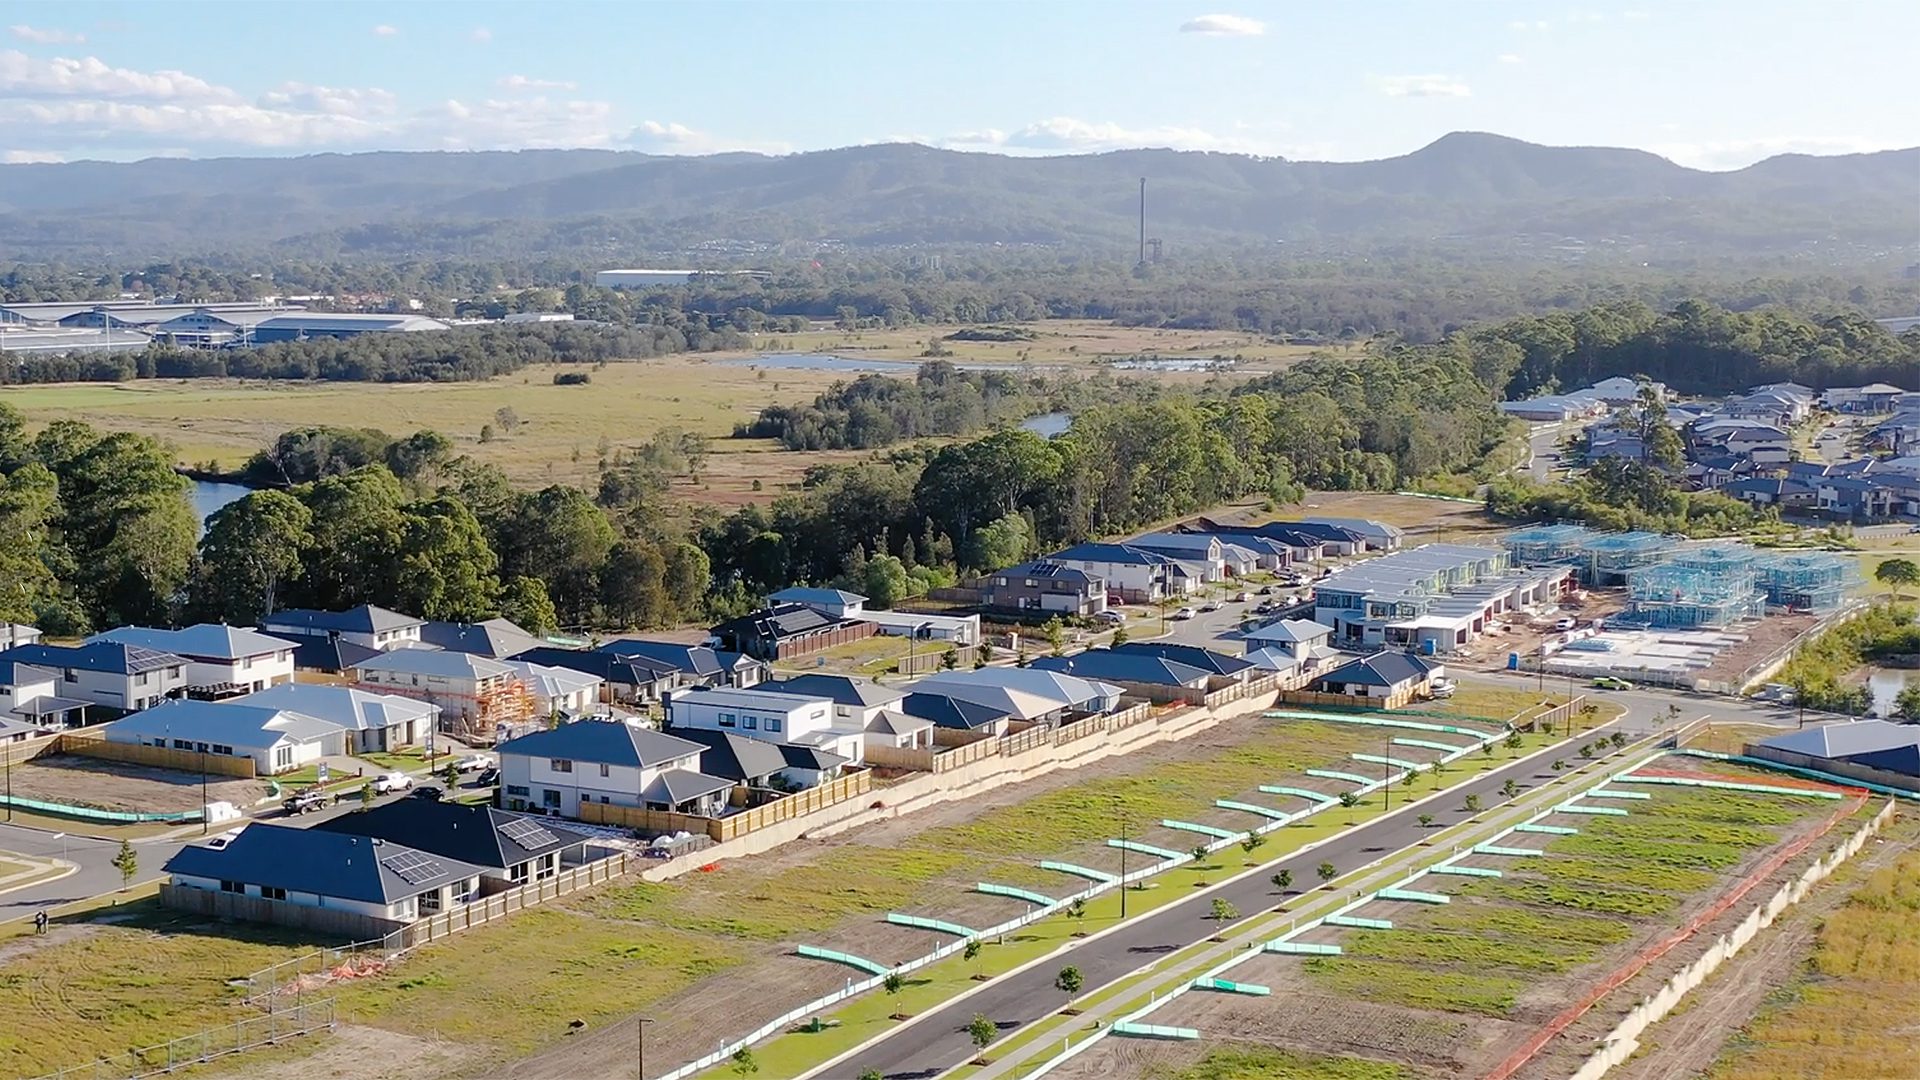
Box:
[1,132,1914,262]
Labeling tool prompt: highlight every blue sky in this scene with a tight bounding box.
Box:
[3,1,1915,169]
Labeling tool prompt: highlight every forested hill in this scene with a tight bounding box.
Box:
[1,133,1914,260]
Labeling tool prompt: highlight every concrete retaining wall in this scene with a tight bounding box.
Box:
[1568,799,1896,1080]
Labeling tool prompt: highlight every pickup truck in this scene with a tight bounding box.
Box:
[281,789,332,815]
[372,771,413,794]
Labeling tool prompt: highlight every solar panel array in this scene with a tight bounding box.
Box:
[381,850,448,885]
[498,818,560,850]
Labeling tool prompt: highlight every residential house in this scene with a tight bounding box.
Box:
[707,603,875,662]
[1,624,41,650]
[1587,428,1647,462]
[766,587,867,620]
[596,638,768,689]
[502,660,604,716]
[0,715,54,743]
[1311,544,1571,654]
[104,698,344,774]
[1309,651,1444,700]
[1301,518,1405,552]
[259,605,425,652]
[1043,542,1182,602]
[314,801,594,888]
[0,642,187,713]
[775,743,853,787]
[234,682,434,754]
[512,646,681,704]
[1184,520,1328,564]
[1109,642,1256,683]
[1820,384,1906,414]
[862,709,935,750]
[982,561,1109,617]
[1,660,87,729]
[164,824,485,924]
[1243,618,1337,663]
[87,624,297,695]
[1586,376,1662,405]
[495,720,732,817]
[1499,395,1603,422]
[285,638,383,675]
[857,609,982,645]
[1030,650,1212,694]
[908,668,1124,724]
[1816,475,1899,521]
[1264,521,1369,557]
[899,692,1015,738]
[1128,533,1232,582]
[1725,387,1811,427]
[673,728,788,788]
[1722,477,1818,510]
[418,618,545,660]
[349,650,534,738]
[766,674,904,731]
[663,685,865,765]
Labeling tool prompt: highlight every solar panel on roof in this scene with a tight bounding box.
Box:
[380,850,448,885]
[498,818,560,849]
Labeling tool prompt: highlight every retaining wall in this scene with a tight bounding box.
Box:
[1567,799,1896,1080]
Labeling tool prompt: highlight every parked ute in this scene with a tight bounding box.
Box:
[453,754,494,773]
[372,772,413,794]
[281,789,331,815]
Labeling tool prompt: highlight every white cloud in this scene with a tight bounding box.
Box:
[1498,53,1523,64]
[2,149,64,163]
[371,24,398,37]
[624,119,789,155]
[1375,74,1473,98]
[1650,134,1910,171]
[469,26,492,42]
[0,50,236,102]
[11,24,84,44]
[1566,10,1607,23]
[1507,19,1549,30]
[259,82,398,117]
[428,96,622,149]
[498,74,578,92]
[1622,9,1652,19]
[1179,13,1266,36]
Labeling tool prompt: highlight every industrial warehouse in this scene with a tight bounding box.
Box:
[0,299,452,355]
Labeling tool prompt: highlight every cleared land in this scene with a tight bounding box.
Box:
[737,319,1329,370]
[4,755,268,814]
[0,700,1549,1080]
[1047,768,1853,1080]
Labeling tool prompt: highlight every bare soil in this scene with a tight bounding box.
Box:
[6,755,269,813]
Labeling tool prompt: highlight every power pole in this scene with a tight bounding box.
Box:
[1114,795,1128,919]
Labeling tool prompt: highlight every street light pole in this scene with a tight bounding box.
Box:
[1384,737,1392,812]
[1114,795,1128,919]
[201,748,209,835]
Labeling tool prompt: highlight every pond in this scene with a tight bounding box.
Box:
[1019,411,1073,438]
[189,480,254,537]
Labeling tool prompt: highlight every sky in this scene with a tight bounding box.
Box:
[2,0,1916,170]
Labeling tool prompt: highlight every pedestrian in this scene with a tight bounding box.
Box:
[34,910,48,935]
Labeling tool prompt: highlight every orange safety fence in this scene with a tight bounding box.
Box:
[1482,789,1870,1080]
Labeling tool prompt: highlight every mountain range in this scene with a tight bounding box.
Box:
[1,132,1914,262]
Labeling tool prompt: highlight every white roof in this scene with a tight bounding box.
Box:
[107,699,338,751]
[352,650,515,681]
[1245,618,1334,644]
[1241,647,1302,673]
[910,668,1122,718]
[88,624,298,661]
[503,661,604,701]
[235,683,438,733]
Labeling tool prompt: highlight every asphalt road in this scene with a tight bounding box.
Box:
[837,678,1805,1079]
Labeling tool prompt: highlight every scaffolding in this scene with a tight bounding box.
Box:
[1755,551,1853,612]
[1617,563,1767,629]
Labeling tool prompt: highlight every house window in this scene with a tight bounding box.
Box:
[743,716,758,730]
[509,862,529,883]
[135,672,149,686]
[261,886,287,901]
[220,880,243,894]
[64,669,77,683]
[718,712,736,728]
[172,739,192,750]
[599,795,610,803]
[542,789,561,808]
[418,889,442,913]
[765,718,782,733]
[599,763,610,778]
[506,785,530,797]
[274,746,293,769]
[213,744,234,756]
[551,758,572,773]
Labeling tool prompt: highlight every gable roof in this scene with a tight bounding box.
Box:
[1244,618,1335,644]
[768,673,904,709]
[1241,646,1303,672]
[777,743,851,771]
[767,587,866,607]
[1757,720,1920,759]
[910,668,1122,718]
[106,699,339,750]
[352,650,516,681]
[866,709,933,737]
[87,624,297,661]
[0,641,184,677]
[1110,641,1254,677]
[1314,651,1440,689]
[656,768,735,804]
[709,603,844,642]
[164,824,483,904]
[0,660,57,688]
[260,605,424,635]
[496,719,702,768]
[994,561,1099,586]
[501,661,604,701]
[1031,650,1209,687]
[596,638,722,677]
[672,727,788,781]
[313,801,591,870]
[418,619,544,659]
[1047,542,1177,567]
[899,692,1012,731]
[509,646,678,685]
[235,683,437,732]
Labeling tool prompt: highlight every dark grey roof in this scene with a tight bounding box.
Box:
[313,801,591,870]
[419,619,544,659]
[261,605,424,636]
[509,646,678,684]
[673,728,789,782]
[289,638,383,673]
[1030,650,1209,687]
[900,692,1011,731]
[1110,642,1253,677]
[596,638,722,677]
[497,719,703,768]
[768,673,903,708]
[776,743,851,771]
[0,642,183,676]
[995,561,1098,585]
[1313,651,1440,689]
[163,824,483,905]
[710,603,842,641]
[656,768,735,805]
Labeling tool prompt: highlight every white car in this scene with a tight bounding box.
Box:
[453,754,494,773]
[1429,678,1457,699]
[1553,617,1577,631]
[1199,600,1223,613]
[1171,607,1196,620]
[372,772,413,794]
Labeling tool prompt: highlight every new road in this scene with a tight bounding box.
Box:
[826,681,1801,1080]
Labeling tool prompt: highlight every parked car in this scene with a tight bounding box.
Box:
[1199,600,1222,613]
[1553,617,1578,631]
[475,766,499,786]
[453,753,494,773]
[1170,607,1196,620]
[410,785,444,801]
[281,789,331,815]
[372,771,413,794]
[1429,678,1457,699]
[1254,600,1278,615]
[1093,610,1125,625]
[1231,591,1251,603]
[1592,676,1633,691]
[1256,585,1275,595]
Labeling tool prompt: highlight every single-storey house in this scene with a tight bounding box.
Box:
[164,824,484,924]
[233,682,434,754]
[707,603,874,662]
[909,668,1124,723]
[419,618,546,660]
[981,561,1109,617]
[286,638,383,675]
[502,660,604,716]
[0,714,54,743]
[899,692,1015,738]
[496,720,733,818]
[1301,517,1405,552]
[1110,642,1256,682]
[673,727,788,788]
[1309,652,1444,700]
[104,698,344,774]
[0,642,188,713]
[1722,477,1818,510]
[1751,721,1920,785]
[863,708,935,750]
[87,624,297,695]
[858,609,982,646]
[1031,650,1211,692]
[260,605,425,652]
[314,801,594,888]
[767,587,868,620]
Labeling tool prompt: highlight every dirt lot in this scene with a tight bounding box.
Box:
[6,754,269,814]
